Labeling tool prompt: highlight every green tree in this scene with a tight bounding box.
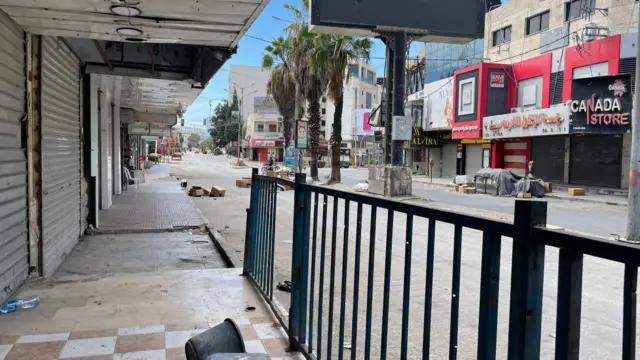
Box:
[187,133,201,148]
[310,35,372,183]
[208,100,239,147]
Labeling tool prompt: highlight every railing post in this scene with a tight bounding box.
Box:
[289,172,308,350]
[245,168,259,277]
[507,200,547,360]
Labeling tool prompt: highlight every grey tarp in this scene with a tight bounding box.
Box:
[475,168,545,197]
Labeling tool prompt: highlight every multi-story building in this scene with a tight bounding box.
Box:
[227,65,270,124]
[425,40,485,83]
[244,103,285,162]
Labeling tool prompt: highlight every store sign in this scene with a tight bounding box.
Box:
[423,77,453,129]
[490,72,505,88]
[254,96,279,114]
[411,127,441,147]
[296,120,308,149]
[250,138,284,148]
[482,105,570,140]
[569,74,632,134]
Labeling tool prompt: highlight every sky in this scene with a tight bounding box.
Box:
[182,0,423,127]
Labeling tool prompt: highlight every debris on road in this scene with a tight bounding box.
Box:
[568,188,585,196]
[245,305,256,311]
[353,182,368,192]
[236,179,251,188]
[188,186,208,197]
[181,179,188,188]
[276,281,292,292]
[210,186,226,197]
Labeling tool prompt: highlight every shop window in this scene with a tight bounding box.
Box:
[492,26,511,46]
[565,0,595,21]
[256,123,264,132]
[322,108,326,114]
[268,124,277,132]
[526,11,550,35]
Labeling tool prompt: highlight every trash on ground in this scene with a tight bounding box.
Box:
[245,305,256,311]
[344,343,352,349]
[210,186,225,197]
[276,281,292,292]
[0,295,40,314]
[354,182,369,192]
[475,168,545,197]
[180,179,188,188]
[188,186,207,197]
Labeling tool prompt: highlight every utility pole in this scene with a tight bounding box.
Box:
[626,5,640,241]
[238,87,243,161]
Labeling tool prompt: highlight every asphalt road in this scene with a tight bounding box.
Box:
[168,153,633,359]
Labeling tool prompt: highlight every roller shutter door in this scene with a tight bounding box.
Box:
[0,11,28,302]
[503,140,528,176]
[531,136,565,183]
[570,135,622,188]
[427,147,442,178]
[441,143,457,179]
[464,144,483,176]
[41,37,81,276]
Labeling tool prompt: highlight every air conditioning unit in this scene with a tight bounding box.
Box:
[120,108,134,124]
[584,23,609,42]
[510,107,522,113]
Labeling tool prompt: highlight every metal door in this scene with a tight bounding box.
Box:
[427,147,442,178]
[531,136,565,182]
[441,143,457,179]
[41,37,81,276]
[464,144,483,176]
[570,135,623,188]
[0,11,28,301]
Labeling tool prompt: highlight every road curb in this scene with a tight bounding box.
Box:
[206,226,243,269]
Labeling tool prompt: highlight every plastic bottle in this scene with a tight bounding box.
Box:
[0,295,40,314]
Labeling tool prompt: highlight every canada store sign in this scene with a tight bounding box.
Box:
[482,105,570,140]
[568,74,632,134]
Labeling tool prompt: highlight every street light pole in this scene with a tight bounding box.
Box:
[230,82,255,162]
[626,5,640,241]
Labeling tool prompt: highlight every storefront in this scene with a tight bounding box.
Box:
[249,137,285,163]
[408,127,443,175]
[567,74,631,188]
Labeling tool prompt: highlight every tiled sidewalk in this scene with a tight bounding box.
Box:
[0,320,301,360]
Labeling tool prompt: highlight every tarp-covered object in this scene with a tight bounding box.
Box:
[475,168,545,197]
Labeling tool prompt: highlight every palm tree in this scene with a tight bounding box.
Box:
[310,35,372,184]
[262,37,298,148]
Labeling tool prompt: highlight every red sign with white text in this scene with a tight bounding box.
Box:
[490,72,505,88]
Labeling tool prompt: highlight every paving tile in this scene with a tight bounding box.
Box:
[114,333,165,353]
[262,338,288,357]
[243,340,267,354]
[164,331,193,349]
[232,317,251,326]
[62,355,113,360]
[68,329,118,340]
[16,333,70,344]
[0,345,11,360]
[238,325,259,341]
[253,324,287,340]
[4,341,66,360]
[0,336,18,345]
[165,348,186,360]
[164,322,209,332]
[113,349,166,360]
[59,337,116,358]
[117,325,165,336]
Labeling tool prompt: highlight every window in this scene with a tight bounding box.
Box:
[361,90,364,95]
[565,0,594,21]
[321,120,326,126]
[321,108,326,115]
[256,123,264,132]
[365,92,372,108]
[348,64,359,78]
[526,11,550,35]
[361,104,364,109]
[492,26,511,46]
[361,68,366,80]
[268,124,277,132]
[321,96,326,103]
[457,77,475,116]
[366,70,375,83]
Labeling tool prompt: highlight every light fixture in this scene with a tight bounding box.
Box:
[111,5,141,16]
[117,27,143,36]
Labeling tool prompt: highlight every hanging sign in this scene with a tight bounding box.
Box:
[284,145,295,168]
[296,120,308,149]
[482,105,570,140]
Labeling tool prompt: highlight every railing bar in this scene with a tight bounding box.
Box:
[364,205,378,360]
[256,180,263,285]
[622,264,637,360]
[327,195,339,360]
[259,180,267,291]
[351,202,363,360]
[308,192,319,353]
[400,214,413,360]
[554,249,583,360]
[477,231,501,360]
[299,185,311,343]
[248,170,259,277]
[380,210,394,360]
[449,225,463,360]
[338,200,350,360]
[422,218,436,359]
[268,181,277,301]
[317,194,329,360]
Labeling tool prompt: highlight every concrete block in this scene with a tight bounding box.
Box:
[368,165,412,197]
[462,187,477,194]
[568,188,585,196]
[210,186,226,197]
[517,192,532,198]
[544,182,552,193]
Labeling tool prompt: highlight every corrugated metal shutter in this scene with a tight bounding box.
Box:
[41,37,81,277]
[464,144,482,176]
[503,141,527,176]
[569,135,622,188]
[427,147,442,178]
[0,11,28,302]
[442,143,457,179]
[619,58,635,95]
[549,71,564,105]
[531,136,565,183]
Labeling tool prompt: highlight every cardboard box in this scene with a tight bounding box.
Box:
[188,188,205,197]
[544,182,552,193]
[517,192,532,198]
[210,186,226,197]
[462,187,477,194]
[267,171,276,177]
[568,188,585,196]
[236,179,251,188]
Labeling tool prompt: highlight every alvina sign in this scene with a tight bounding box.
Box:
[482,105,570,140]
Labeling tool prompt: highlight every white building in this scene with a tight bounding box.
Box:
[228,65,271,124]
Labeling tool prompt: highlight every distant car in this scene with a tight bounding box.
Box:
[171,152,183,160]
[194,149,200,154]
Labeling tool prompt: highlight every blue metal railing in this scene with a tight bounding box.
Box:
[245,171,640,360]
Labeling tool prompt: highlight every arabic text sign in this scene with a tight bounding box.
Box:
[482,105,570,140]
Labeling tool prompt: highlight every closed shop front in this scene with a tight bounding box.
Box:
[41,37,82,276]
[570,135,623,188]
[0,11,28,301]
[503,140,528,176]
[427,147,441,178]
[442,142,457,179]
[464,144,483,176]
[531,136,565,182]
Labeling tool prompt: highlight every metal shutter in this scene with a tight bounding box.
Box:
[464,144,483,176]
[619,58,635,95]
[41,37,81,277]
[0,11,28,302]
[427,147,442,178]
[549,71,564,105]
[531,136,565,182]
[569,135,623,188]
[442,143,457,179]
[503,141,527,176]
